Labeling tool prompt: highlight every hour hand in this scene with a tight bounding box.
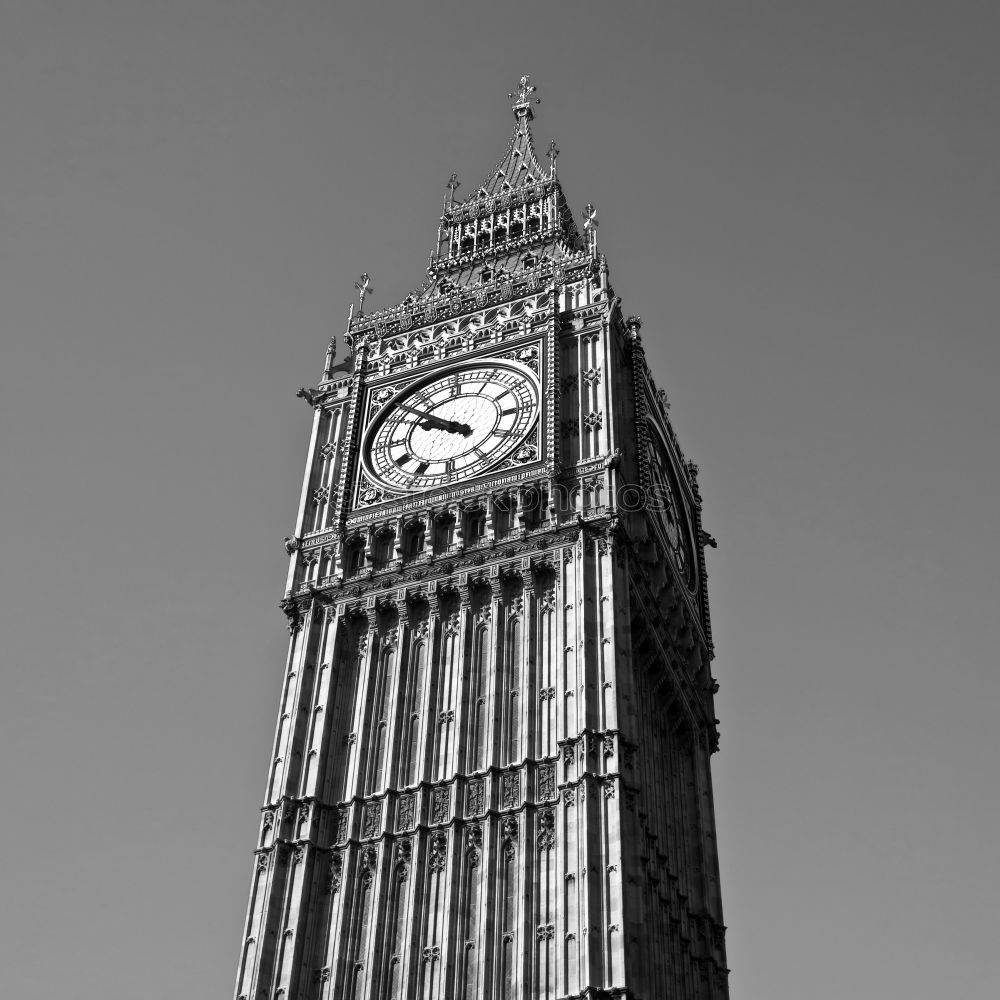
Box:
[397,402,451,431]
[419,416,474,437]
[398,402,472,436]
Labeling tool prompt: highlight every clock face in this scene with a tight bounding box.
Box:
[647,421,696,590]
[363,360,540,492]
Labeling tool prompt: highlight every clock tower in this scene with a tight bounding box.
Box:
[234,78,729,1000]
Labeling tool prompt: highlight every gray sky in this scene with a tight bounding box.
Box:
[2,2,998,998]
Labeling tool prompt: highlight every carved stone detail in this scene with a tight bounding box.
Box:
[360,846,377,887]
[467,779,485,816]
[466,824,483,868]
[538,762,556,800]
[429,832,448,873]
[327,853,343,893]
[537,808,555,851]
[501,815,518,861]
[397,794,415,831]
[362,801,382,839]
[396,839,412,882]
[432,786,451,824]
[501,771,520,809]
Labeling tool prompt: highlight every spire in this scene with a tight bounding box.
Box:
[469,76,548,200]
[423,75,584,282]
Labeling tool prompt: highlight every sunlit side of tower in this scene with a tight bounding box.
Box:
[234,78,729,1000]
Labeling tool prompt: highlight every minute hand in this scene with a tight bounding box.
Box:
[397,402,472,436]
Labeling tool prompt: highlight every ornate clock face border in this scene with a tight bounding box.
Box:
[351,340,547,512]
[645,416,698,594]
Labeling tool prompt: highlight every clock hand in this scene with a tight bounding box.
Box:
[424,416,473,437]
[396,402,453,431]
[397,402,473,436]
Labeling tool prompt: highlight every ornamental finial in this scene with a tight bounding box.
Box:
[354,272,374,315]
[509,75,540,121]
[445,172,461,209]
[547,139,560,177]
[582,203,599,256]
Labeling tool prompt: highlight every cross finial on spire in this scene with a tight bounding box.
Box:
[354,272,374,315]
[509,75,541,122]
[547,139,560,177]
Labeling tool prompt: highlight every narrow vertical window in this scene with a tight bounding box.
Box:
[373,722,387,791]
[465,508,486,546]
[403,641,425,786]
[472,626,489,771]
[506,618,521,764]
[407,715,421,786]
[502,852,517,997]
[367,648,393,794]
[373,530,395,570]
[433,515,455,555]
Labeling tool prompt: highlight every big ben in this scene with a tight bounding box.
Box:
[234,77,729,1000]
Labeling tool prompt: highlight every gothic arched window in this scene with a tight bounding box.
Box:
[493,496,514,540]
[372,529,395,570]
[343,538,365,578]
[433,515,455,555]
[464,508,487,547]
[403,521,425,559]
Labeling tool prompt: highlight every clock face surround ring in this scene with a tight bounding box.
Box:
[362,359,540,492]
[646,419,697,591]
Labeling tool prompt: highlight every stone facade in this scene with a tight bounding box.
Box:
[234,78,728,1000]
